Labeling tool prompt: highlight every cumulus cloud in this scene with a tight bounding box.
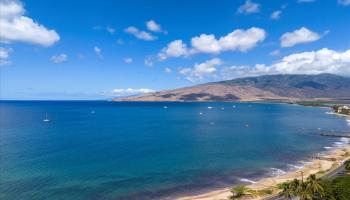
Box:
[0,0,59,46]
[221,48,350,79]
[270,10,282,20]
[158,28,265,60]
[192,27,266,53]
[179,58,223,82]
[51,53,68,63]
[270,50,280,56]
[0,47,12,66]
[109,88,155,97]
[94,46,103,59]
[280,27,320,47]
[144,56,153,67]
[124,57,133,64]
[237,0,260,15]
[158,40,191,60]
[338,0,350,5]
[165,67,172,73]
[146,20,167,34]
[124,26,156,41]
[106,26,116,34]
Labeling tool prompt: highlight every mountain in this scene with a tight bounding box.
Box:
[114,74,350,102]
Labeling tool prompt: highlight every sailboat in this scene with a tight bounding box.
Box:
[43,113,50,122]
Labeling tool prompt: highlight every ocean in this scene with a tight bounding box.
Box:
[0,101,349,200]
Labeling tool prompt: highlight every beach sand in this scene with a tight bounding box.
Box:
[177,145,350,200]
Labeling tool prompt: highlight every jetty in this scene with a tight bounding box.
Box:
[319,132,350,138]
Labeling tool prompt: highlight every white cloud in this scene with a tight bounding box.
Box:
[191,34,221,54]
[0,47,12,66]
[51,53,68,63]
[191,27,266,53]
[124,26,156,41]
[116,38,124,45]
[94,46,103,59]
[237,0,260,15]
[144,56,153,67]
[270,10,282,20]
[158,28,266,60]
[124,57,133,64]
[146,20,167,34]
[179,58,223,82]
[280,27,320,47]
[298,0,316,3]
[270,50,280,56]
[106,26,115,34]
[165,67,172,73]
[0,0,60,46]
[158,40,191,60]
[109,88,155,97]
[338,0,350,5]
[221,48,350,79]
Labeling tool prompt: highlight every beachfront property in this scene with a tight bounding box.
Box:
[333,105,350,115]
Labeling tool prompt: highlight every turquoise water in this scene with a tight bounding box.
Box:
[0,101,349,200]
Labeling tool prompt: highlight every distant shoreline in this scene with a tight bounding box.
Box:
[174,108,350,200]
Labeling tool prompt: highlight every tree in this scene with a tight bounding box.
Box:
[307,174,324,198]
[230,185,251,199]
[278,182,293,199]
[344,159,350,171]
[297,181,312,200]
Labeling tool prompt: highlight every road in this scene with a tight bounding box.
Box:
[261,160,348,200]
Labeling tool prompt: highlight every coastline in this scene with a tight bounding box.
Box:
[176,113,350,200]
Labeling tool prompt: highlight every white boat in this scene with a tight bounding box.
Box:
[163,106,168,109]
[43,113,50,122]
[199,112,203,115]
[207,106,212,109]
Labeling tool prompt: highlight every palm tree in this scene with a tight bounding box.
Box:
[230,185,251,199]
[345,159,350,171]
[297,181,312,200]
[307,174,324,198]
[290,178,300,196]
[278,182,293,199]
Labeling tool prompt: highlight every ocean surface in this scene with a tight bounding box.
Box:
[0,101,349,200]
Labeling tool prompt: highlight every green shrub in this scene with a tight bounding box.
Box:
[321,176,350,200]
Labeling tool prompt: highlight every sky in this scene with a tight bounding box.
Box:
[0,0,350,100]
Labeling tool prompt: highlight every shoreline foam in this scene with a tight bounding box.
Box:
[176,114,350,200]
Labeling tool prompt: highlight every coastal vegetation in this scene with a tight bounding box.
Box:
[229,160,350,200]
[278,174,323,200]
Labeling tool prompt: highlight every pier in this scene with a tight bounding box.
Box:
[319,132,350,138]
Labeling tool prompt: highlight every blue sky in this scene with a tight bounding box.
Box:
[0,0,350,100]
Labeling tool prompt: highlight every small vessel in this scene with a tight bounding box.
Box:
[207,106,212,109]
[232,105,236,108]
[43,113,50,122]
[163,106,168,109]
[199,112,203,115]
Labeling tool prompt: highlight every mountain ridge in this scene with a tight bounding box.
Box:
[114,74,350,102]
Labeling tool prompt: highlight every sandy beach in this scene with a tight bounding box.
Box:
[177,115,350,200]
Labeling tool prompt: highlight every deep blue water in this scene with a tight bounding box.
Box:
[0,101,349,200]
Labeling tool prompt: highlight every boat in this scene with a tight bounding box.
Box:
[43,113,50,122]
[163,106,168,109]
[207,106,212,109]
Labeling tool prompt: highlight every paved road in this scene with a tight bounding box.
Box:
[261,160,348,200]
